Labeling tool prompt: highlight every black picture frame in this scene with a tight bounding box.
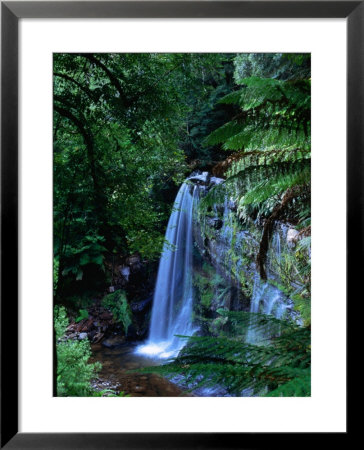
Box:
[1,1,356,448]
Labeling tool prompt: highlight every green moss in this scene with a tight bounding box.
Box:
[201,290,214,308]
[292,293,311,326]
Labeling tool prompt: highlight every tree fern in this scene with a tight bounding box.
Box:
[139,312,310,397]
[199,149,310,223]
[239,163,310,207]
[205,75,310,152]
[226,148,310,179]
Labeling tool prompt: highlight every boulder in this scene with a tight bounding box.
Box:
[102,335,126,349]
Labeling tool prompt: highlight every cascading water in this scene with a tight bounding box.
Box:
[136,181,198,359]
[246,274,289,344]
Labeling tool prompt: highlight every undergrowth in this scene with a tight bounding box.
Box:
[55,305,102,397]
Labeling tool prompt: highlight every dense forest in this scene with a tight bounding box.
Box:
[54,53,311,397]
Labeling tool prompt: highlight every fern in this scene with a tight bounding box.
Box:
[200,149,310,224]
[102,290,132,334]
[206,120,244,146]
[226,148,310,179]
[75,308,89,323]
[206,75,310,152]
[55,306,102,397]
[139,312,310,397]
[239,163,310,207]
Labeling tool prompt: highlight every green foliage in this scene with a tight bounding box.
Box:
[54,305,68,340]
[194,263,227,312]
[206,75,310,151]
[61,234,107,282]
[198,183,227,218]
[267,233,311,326]
[55,306,101,396]
[54,53,232,298]
[92,389,131,397]
[140,311,310,397]
[200,149,310,228]
[204,53,311,225]
[226,148,311,179]
[53,257,59,295]
[179,54,238,165]
[239,163,310,207]
[102,290,132,334]
[292,294,311,327]
[75,308,89,323]
[234,53,310,83]
[200,55,311,290]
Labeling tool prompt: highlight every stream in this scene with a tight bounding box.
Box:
[90,342,190,396]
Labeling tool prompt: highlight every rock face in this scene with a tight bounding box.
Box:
[130,295,153,314]
[104,253,158,335]
[193,178,310,325]
[105,253,157,299]
[206,217,223,230]
[189,171,210,185]
[188,171,224,189]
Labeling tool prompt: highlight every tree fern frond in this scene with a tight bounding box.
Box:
[239,164,310,207]
[205,121,243,146]
[137,313,310,397]
[226,148,310,178]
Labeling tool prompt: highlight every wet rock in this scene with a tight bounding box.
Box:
[188,171,210,186]
[102,335,126,349]
[206,217,223,230]
[133,385,145,393]
[125,254,140,265]
[125,255,142,273]
[120,266,130,281]
[130,295,153,313]
[209,176,224,187]
[125,322,146,340]
[66,332,77,340]
[124,362,140,370]
[99,311,113,321]
[287,228,300,247]
[228,199,237,211]
[93,332,104,343]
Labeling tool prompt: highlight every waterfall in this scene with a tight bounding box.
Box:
[136,182,198,359]
[246,274,289,344]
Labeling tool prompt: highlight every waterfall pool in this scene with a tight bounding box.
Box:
[90,342,190,397]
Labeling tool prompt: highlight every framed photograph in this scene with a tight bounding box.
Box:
[1,1,356,448]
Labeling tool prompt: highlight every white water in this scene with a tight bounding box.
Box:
[136,182,198,359]
[246,274,288,344]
